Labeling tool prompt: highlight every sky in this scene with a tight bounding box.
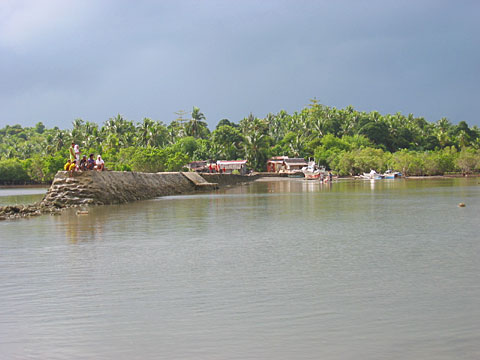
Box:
[0,0,479,130]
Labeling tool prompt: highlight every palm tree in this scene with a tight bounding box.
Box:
[434,117,453,148]
[240,116,270,170]
[212,123,243,159]
[52,130,65,152]
[137,118,155,147]
[185,106,208,138]
[102,114,135,148]
[80,121,99,150]
[243,130,269,171]
[167,120,185,144]
[105,133,119,151]
[456,130,470,148]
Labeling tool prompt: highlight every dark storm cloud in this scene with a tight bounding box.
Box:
[0,0,479,129]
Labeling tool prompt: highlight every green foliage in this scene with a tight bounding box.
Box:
[212,125,243,160]
[0,159,30,184]
[113,147,167,173]
[185,106,209,139]
[42,154,66,181]
[391,150,420,176]
[216,119,238,129]
[314,134,372,168]
[1,102,480,183]
[456,148,478,174]
[329,148,389,175]
[192,139,212,161]
[165,152,189,171]
[131,148,167,173]
[174,136,197,157]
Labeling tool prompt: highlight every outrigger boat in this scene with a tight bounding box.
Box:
[383,170,402,179]
[302,161,326,180]
[360,169,402,180]
[360,170,383,180]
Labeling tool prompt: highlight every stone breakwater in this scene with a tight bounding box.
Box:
[43,171,197,206]
[0,203,60,220]
[0,171,256,220]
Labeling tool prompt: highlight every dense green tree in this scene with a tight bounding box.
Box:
[185,106,209,139]
[2,100,480,181]
[212,125,243,160]
[456,148,478,174]
[35,122,46,134]
[0,159,30,184]
[239,115,270,171]
[216,119,238,129]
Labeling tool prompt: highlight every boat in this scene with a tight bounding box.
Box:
[302,161,325,180]
[304,171,322,180]
[360,170,384,180]
[383,170,402,179]
[287,171,305,178]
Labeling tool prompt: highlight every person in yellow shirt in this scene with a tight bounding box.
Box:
[64,159,71,171]
[69,160,77,172]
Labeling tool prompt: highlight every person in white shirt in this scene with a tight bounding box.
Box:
[96,155,105,171]
[71,142,80,169]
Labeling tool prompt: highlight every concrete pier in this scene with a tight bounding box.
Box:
[181,172,218,190]
[0,171,258,220]
[42,171,255,207]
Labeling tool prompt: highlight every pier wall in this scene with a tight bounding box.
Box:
[0,171,258,220]
[42,171,196,206]
[42,171,257,207]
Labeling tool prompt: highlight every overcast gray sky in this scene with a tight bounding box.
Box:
[0,0,479,129]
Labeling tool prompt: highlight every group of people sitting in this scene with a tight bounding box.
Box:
[64,142,105,173]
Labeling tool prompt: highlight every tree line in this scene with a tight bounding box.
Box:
[1,101,480,184]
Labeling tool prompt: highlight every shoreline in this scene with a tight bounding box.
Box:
[1,173,479,188]
[1,173,477,220]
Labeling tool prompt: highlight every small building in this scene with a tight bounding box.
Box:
[267,156,288,172]
[283,158,308,172]
[216,160,248,175]
[266,156,307,173]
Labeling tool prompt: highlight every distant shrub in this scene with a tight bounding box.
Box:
[0,159,30,184]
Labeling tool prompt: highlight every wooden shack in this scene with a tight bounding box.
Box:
[266,156,288,172]
[283,158,308,171]
[266,156,307,173]
[216,160,248,175]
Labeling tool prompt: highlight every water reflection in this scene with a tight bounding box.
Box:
[26,177,478,247]
[255,178,335,193]
[55,208,107,244]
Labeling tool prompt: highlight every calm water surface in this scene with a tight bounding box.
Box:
[0,178,479,359]
[0,187,47,206]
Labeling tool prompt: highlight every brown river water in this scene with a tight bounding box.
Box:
[0,178,479,359]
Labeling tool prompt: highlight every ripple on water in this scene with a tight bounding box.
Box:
[0,178,479,359]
